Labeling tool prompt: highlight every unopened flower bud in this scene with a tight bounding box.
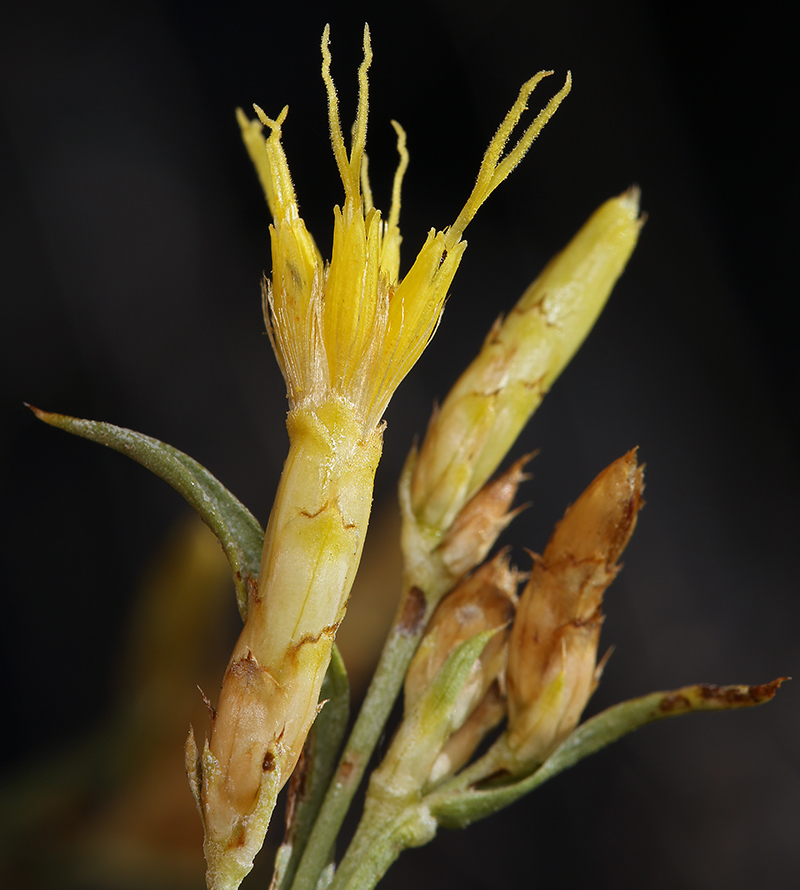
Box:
[436,454,531,579]
[505,450,644,771]
[405,553,518,714]
[403,553,519,787]
[411,190,643,535]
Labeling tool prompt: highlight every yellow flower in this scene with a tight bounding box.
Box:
[239,25,570,432]
[188,24,570,890]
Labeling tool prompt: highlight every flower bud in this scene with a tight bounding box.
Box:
[403,553,519,786]
[505,450,644,771]
[436,454,531,579]
[411,190,643,535]
[405,553,519,711]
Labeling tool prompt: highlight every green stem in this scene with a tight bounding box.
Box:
[270,648,350,890]
[431,734,512,798]
[289,584,432,890]
[326,806,403,890]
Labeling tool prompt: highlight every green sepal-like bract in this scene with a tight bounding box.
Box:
[30,407,262,619]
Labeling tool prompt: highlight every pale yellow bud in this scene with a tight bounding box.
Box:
[411,190,644,534]
[505,450,644,771]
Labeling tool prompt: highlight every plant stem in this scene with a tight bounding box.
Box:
[289,583,431,890]
[325,822,402,890]
[327,798,433,890]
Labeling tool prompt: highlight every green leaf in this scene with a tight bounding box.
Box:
[271,646,350,890]
[31,404,353,885]
[430,677,788,829]
[30,406,263,619]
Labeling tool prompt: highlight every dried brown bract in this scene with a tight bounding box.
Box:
[505,449,644,769]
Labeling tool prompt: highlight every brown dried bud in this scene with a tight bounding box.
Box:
[505,449,644,770]
[437,454,532,578]
[405,552,519,718]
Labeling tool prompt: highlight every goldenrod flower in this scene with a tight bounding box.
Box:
[187,24,571,890]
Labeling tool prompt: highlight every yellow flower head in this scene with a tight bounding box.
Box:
[238,24,571,432]
[196,35,570,888]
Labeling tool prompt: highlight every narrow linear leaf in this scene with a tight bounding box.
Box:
[29,406,263,619]
[271,647,350,890]
[431,677,788,829]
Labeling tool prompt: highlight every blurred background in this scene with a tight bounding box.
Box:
[2,2,798,888]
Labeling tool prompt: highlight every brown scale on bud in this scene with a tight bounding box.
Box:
[437,453,533,579]
[505,449,644,770]
[403,552,522,787]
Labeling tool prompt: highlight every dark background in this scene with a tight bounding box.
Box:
[2,2,798,889]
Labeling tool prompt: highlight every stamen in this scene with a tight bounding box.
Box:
[321,26,350,197]
[360,151,374,213]
[447,71,572,247]
[253,104,288,130]
[493,71,572,185]
[378,120,409,282]
[236,108,276,218]
[322,24,373,206]
[253,104,298,221]
[350,25,372,185]
[387,120,409,234]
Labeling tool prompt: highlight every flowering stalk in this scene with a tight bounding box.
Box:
[29,23,788,890]
[327,454,641,889]
[293,173,643,890]
[326,449,783,889]
[289,58,577,890]
[186,25,570,890]
[294,188,641,868]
